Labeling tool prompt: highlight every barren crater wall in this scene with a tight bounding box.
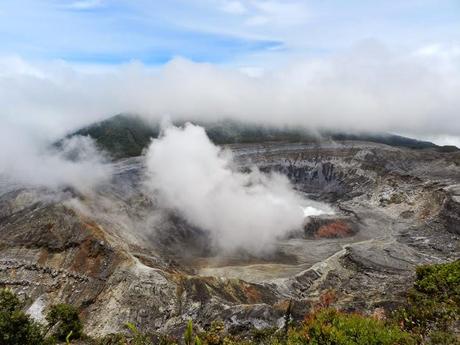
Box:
[0,141,459,336]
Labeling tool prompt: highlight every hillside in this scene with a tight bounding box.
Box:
[71,114,454,159]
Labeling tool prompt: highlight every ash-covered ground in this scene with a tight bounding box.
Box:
[0,138,459,337]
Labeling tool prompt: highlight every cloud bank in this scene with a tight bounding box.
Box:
[0,42,459,193]
[0,42,459,142]
[144,123,326,251]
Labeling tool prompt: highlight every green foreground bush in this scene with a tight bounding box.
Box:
[394,260,460,344]
[297,308,415,345]
[0,289,52,345]
[46,304,83,342]
[0,289,84,344]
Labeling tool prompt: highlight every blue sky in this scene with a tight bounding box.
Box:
[1,0,459,67]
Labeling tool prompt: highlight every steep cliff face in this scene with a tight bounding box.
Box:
[439,186,460,235]
[0,140,459,336]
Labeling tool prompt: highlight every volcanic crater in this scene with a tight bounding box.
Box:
[0,118,459,337]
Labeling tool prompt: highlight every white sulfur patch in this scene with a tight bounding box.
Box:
[27,296,46,323]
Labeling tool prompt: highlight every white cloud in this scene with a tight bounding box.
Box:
[415,43,460,63]
[64,0,104,10]
[226,0,310,28]
[221,1,247,14]
[246,15,269,26]
[0,41,459,145]
[0,56,46,78]
[426,135,460,148]
[249,0,310,26]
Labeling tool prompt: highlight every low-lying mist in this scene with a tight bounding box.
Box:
[144,123,330,252]
[0,124,112,194]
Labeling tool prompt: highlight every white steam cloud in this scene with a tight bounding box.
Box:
[0,122,112,193]
[145,123,326,251]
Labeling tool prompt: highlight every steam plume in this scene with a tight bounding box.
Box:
[145,123,326,251]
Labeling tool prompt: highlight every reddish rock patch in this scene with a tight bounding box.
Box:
[314,221,354,239]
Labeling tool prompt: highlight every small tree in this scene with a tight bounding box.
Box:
[0,288,22,313]
[46,304,82,341]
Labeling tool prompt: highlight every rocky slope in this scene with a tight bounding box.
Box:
[1,125,459,337]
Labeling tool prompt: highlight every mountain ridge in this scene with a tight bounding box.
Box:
[70,114,456,159]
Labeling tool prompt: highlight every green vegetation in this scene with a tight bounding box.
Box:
[46,304,83,342]
[0,289,84,344]
[394,260,460,344]
[0,289,52,345]
[297,308,415,345]
[72,114,159,159]
[183,320,193,345]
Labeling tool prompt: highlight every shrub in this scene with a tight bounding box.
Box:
[46,303,83,341]
[414,260,460,300]
[300,308,416,345]
[0,288,53,345]
[427,330,459,345]
[201,321,224,345]
[0,288,22,314]
[395,260,460,338]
